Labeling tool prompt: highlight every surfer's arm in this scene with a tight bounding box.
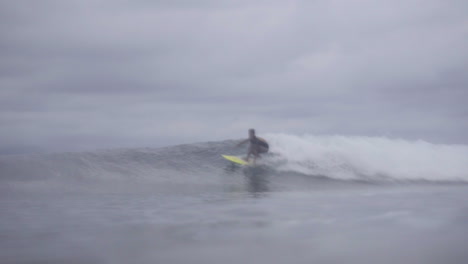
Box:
[237,139,249,146]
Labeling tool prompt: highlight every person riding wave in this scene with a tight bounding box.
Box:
[237,129,269,164]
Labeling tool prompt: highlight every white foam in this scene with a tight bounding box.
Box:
[264,134,468,181]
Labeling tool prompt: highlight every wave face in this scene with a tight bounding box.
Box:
[0,140,241,193]
[1,134,467,192]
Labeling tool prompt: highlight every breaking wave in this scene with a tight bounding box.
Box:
[266,134,468,182]
[1,134,467,192]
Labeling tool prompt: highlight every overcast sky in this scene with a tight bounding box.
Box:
[1,0,467,154]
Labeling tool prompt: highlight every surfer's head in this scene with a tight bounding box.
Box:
[249,128,255,138]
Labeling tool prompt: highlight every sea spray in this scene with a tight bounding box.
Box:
[266,134,468,182]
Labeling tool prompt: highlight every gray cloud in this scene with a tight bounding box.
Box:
[1,0,467,154]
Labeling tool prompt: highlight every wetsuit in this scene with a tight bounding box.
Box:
[249,136,269,155]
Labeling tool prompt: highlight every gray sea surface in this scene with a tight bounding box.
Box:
[1,140,468,264]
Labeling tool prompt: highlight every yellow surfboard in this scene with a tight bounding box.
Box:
[222,155,250,165]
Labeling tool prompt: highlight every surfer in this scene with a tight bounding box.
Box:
[237,129,269,163]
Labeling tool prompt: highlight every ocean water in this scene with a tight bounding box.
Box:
[1,134,468,264]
